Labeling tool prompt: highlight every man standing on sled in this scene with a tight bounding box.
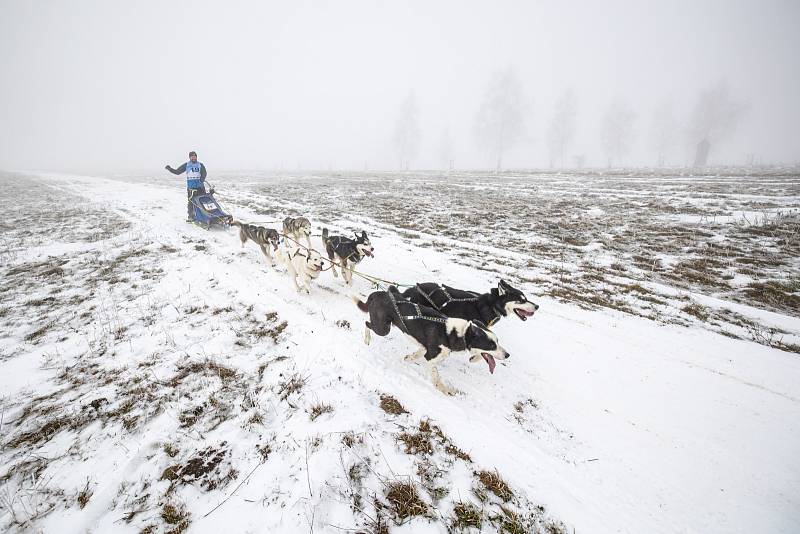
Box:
[165,150,207,222]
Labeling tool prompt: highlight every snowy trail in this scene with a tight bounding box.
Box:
[4,172,800,534]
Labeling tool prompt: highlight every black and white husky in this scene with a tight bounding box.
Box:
[231,220,281,266]
[321,228,374,285]
[401,279,538,328]
[282,216,313,250]
[354,286,509,395]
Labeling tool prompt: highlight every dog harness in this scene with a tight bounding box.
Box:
[414,284,505,327]
[290,249,313,262]
[387,291,468,352]
[328,235,366,262]
[387,291,447,329]
[415,284,479,307]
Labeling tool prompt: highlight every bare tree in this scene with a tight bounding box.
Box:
[649,99,679,167]
[393,91,420,170]
[474,68,525,173]
[546,90,577,168]
[689,82,745,166]
[600,99,636,168]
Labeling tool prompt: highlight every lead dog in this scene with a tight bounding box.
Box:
[231,220,281,266]
[321,228,374,285]
[275,242,324,294]
[354,286,509,395]
[401,279,538,328]
[282,216,313,250]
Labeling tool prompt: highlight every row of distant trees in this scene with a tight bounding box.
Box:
[393,69,746,171]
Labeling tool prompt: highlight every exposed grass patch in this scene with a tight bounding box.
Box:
[163,442,180,458]
[170,360,237,388]
[397,430,434,456]
[476,470,514,502]
[308,402,334,421]
[6,412,89,449]
[379,394,408,415]
[24,321,56,343]
[341,432,364,448]
[385,481,429,523]
[161,444,236,492]
[451,501,483,531]
[682,303,711,322]
[276,373,307,401]
[742,280,800,313]
[256,444,272,461]
[238,312,288,345]
[160,502,190,533]
[76,480,92,509]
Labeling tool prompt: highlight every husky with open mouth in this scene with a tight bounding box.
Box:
[231,220,281,266]
[276,242,324,294]
[401,279,538,328]
[321,228,374,285]
[354,286,509,395]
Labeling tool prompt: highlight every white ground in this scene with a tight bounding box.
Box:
[1,172,799,534]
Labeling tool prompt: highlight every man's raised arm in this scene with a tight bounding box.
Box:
[165,162,187,175]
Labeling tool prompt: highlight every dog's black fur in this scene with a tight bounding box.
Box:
[354,286,508,395]
[231,220,281,265]
[321,228,374,284]
[401,279,538,328]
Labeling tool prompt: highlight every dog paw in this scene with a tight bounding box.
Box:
[435,383,458,396]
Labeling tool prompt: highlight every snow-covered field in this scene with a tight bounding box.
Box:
[1,169,799,534]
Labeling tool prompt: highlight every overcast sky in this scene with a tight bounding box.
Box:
[1,0,798,171]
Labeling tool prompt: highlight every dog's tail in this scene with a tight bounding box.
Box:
[322,227,330,244]
[352,295,369,313]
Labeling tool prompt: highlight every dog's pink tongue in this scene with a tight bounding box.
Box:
[481,353,496,374]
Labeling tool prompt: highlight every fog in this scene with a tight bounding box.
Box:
[1,0,798,172]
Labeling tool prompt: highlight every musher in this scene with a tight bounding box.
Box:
[165,151,207,222]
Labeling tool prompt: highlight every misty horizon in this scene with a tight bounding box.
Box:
[1,0,799,172]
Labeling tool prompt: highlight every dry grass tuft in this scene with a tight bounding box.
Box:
[77,480,92,509]
[385,481,429,522]
[161,445,235,492]
[682,302,711,322]
[308,402,334,421]
[277,373,307,400]
[476,470,514,502]
[160,502,190,533]
[397,430,433,456]
[163,442,180,458]
[379,394,408,415]
[451,501,483,531]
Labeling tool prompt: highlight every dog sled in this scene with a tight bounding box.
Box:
[189,183,233,229]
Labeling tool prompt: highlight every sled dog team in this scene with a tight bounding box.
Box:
[232,216,538,395]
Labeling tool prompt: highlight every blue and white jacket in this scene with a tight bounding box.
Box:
[167,161,207,189]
